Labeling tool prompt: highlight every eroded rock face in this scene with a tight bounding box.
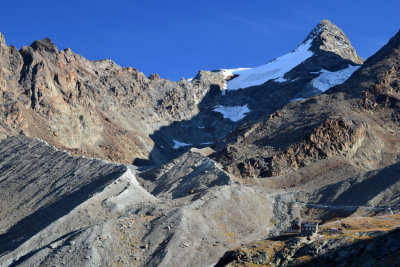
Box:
[0,135,127,257]
[218,118,365,178]
[2,24,400,267]
[0,136,292,267]
[266,119,365,177]
[0,33,25,138]
[0,34,225,164]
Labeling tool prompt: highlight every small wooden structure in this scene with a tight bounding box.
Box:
[286,221,301,233]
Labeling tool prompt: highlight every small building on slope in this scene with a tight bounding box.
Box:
[300,221,318,236]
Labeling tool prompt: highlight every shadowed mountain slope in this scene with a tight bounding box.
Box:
[0,135,127,256]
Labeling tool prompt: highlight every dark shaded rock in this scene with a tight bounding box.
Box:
[31,37,59,53]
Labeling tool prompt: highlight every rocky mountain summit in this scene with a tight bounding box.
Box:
[306,19,364,65]
[0,19,399,266]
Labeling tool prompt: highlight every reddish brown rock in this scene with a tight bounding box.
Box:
[0,34,225,164]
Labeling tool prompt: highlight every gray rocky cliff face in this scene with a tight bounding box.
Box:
[146,20,365,166]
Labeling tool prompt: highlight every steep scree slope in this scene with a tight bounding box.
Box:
[0,136,298,267]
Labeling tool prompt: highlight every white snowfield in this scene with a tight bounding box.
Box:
[222,38,314,90]
[311,64,360,92]
[213,104,251,122]
[172,139,192,149]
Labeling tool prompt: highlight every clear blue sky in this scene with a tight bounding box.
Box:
[1,0,399,81]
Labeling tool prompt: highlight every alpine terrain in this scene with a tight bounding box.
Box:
[0,19,399,266]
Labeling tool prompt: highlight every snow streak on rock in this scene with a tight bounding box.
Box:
[213,104,251,122]
[311,64,360,92]
[172,139,192,149]
[290,97,306,103]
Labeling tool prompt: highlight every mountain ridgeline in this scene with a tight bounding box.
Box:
[0,20,363,166]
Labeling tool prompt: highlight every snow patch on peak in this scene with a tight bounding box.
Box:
[290,97,306,103]
[224,38,314,90]
[201,141,214,145]
[172,140,192,149]
[274,77,288,83]
[213,104,251,122]
[311,65,360,92]
[219,68,251,79]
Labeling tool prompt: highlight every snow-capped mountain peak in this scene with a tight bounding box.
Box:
[217,19,363,92]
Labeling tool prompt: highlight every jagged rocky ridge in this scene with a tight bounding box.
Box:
[1,19,400,267]
[0,33,225,164]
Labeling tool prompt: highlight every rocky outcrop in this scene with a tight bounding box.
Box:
[2,22,400,267]
[139,150,232,199]
[0,20,366,166]
[306,19,364,65]
[274,19,363,86]
[145,20,365,167]
[221,118,365,178]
